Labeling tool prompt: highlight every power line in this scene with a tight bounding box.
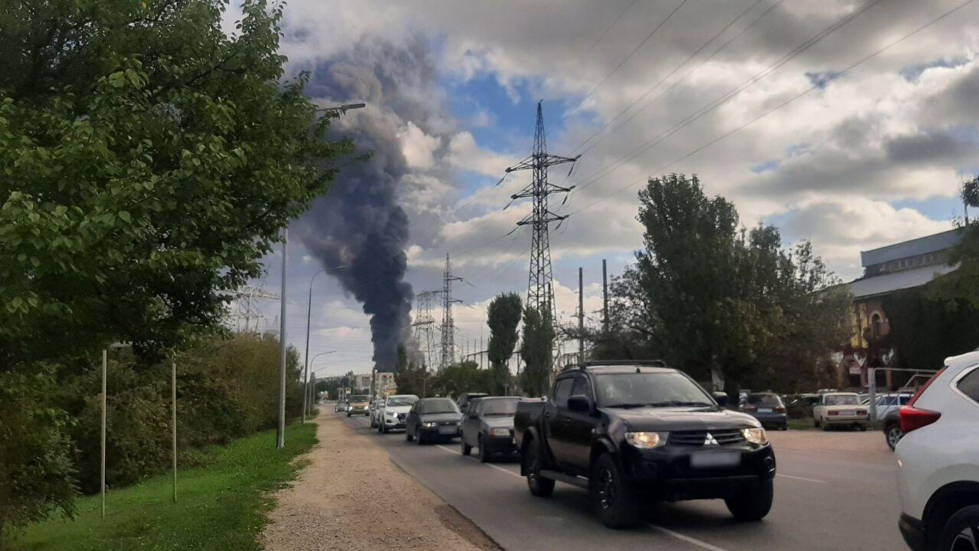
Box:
[577,0,640,60]
[570,0,888,196]
[567,0,973,216]
[570,0,774,156]
[567,0,691,117]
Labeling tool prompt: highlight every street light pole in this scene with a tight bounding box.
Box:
[302,269,326,424]
[276,228,288,450]
[307,351,336,418]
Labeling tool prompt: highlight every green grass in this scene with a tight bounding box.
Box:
[13,423,316,551]
[788,417,816,430]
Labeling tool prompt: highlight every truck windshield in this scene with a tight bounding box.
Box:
[593,372,713,408]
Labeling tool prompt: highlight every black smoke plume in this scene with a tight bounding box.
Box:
[298,41,440,371]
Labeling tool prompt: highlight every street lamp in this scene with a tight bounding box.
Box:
[306,350,336,417]
[302,267,348,424]
[276,103,364,450]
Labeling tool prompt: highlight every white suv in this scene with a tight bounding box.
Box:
[896,350,979,551]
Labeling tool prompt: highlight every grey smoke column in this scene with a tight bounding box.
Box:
[300,47,425,372]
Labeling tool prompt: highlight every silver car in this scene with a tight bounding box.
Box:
[460,397,521,462]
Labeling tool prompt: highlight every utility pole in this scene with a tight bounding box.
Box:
[578,267,584,366]
[602,259,609,334]
[101,349,107,518]
[504,102,579,321]
[171,358,177,504]
[302,269,325,424]
[440,254,462,370]
[276,228,288,450]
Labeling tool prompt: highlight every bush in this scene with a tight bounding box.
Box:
[0,367,76,541]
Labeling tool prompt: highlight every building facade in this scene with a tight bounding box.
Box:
[838,229,961,388]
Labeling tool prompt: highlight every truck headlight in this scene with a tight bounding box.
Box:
[490,427,510,437]
[422,422,437,428]
[624,432,668,449]
[743,427,769,445]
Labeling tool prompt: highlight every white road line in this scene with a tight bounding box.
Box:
[435,444,733,551]
[777,473,827,484]
[647,524,732,551]
[435,445,522,478]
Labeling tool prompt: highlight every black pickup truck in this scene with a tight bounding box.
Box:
[513,361,776,528]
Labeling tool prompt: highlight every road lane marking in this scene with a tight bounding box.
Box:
[777,474,826,484]
[647,524,732,551]
[436,445,522,478]
[436,444,735,551]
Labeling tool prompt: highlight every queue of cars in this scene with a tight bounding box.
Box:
[333,353,978,548]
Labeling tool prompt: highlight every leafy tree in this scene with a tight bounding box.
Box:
[622,174,849,396]
[929,178,979,307]
[394,344,431,397]
[487,293,522,395]
[0,0,352,367]
[520,308,555,397]
[430,361,490,399]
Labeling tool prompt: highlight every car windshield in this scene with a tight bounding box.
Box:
[480,399,520,416]
[350,395,368,402]
[825,394,859,406]
[419,399,460,414]
[387,396,418,407]
[745,394,782,407]
[593,372,713,408]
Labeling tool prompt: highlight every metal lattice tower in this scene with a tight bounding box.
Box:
[227,281,280,333]
[412,291,438,369]
[439,254,462,370]
[506,102,579,320]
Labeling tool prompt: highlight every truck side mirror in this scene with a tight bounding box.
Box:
[712,392,729,407]
[567,395,591,413]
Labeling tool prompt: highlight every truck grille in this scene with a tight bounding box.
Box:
[669,429,745,446]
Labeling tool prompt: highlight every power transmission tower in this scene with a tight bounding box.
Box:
[439,254,462,371]
[505,102,579,321]
[412,291,438,369]
[228,282,280,333]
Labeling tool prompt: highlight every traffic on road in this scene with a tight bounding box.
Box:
[333,355,979,551]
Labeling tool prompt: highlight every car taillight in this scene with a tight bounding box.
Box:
[775,406,786,413]
[900,406,941,433]
[744,405,757,412]
[856,409,867,416]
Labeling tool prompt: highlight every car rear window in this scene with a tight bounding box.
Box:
[481,399,520,416]
[958,368,979,404]
[825,394,859,406]
[745,394,782,406]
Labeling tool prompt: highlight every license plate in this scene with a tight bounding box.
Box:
[438,425,457,435]
[758,408,773,413]
[841,410,855,416]
[690,452,741,469]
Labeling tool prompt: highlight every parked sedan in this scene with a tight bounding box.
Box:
[739,392,787,431]
[460,397,521,462]
[405,398,463,445]
[881,407,903,451]
[813,392,868,430]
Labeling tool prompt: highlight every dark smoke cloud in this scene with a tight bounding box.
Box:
[297,39,446,371]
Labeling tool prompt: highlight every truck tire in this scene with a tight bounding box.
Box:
[525,439,555,497]
[593,453,640,528]
[725,479,774,521]
[461,438,472,456]
[938,505,979,551]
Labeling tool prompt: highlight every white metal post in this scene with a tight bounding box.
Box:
[172,359,177,503]
[868,368,877,424]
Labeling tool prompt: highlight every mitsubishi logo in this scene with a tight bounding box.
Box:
[704,432,719,446]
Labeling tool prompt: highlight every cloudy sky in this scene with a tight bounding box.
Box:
[232,0,979,377]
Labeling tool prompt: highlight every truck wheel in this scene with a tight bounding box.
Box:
[594,453,640,528]
[461,438,472,456]
[525,440,555,497]
[938,505,979,551]
[725,479,774,521]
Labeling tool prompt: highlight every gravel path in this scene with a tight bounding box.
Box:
[260,413,500,551]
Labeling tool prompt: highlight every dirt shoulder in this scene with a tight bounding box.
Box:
[260,413,500,551]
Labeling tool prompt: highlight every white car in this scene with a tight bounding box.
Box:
[896,350,979,551]
[813,392,869,430]
[377,394,419,434]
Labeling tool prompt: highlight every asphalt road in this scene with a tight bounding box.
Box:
[339,413,904,551]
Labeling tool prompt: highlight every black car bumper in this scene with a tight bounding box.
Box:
[484,434,517,453]
[899,513,925,551]
[622,444,776,501]
[419,426,460,440]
